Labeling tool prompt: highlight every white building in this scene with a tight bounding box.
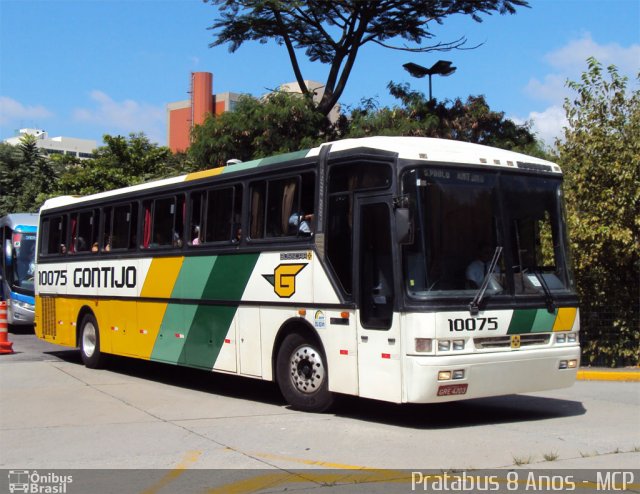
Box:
[4,129,97,159]
[276,80,341,123]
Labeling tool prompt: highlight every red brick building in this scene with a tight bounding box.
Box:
[166,72,239,153]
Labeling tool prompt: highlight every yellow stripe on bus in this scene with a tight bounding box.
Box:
[185,168,224,182]
[141,257,184,298]
[552,307,577,331]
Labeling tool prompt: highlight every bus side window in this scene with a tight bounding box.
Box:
[189,191,205,246]
[71,209,99,253]
[249,173,314,240]
[143,195,184,249]
[249,182,266,239]
[45,215,67,255]
[206,186,240,243]
[102,207,112,251]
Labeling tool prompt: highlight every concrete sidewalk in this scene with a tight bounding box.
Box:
[577,367,640,382]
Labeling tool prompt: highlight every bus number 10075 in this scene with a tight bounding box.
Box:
[448,317,498,332]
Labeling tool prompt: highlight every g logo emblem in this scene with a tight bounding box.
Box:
[263,263,307,298]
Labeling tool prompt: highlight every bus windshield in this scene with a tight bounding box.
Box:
[9,232,37,294]
[401,167,574,301]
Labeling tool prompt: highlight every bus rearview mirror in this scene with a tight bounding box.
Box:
[395,208,413,244]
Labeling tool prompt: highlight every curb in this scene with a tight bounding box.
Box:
[577,369,640,382]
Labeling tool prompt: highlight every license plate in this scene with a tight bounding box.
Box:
[437,383,468,396]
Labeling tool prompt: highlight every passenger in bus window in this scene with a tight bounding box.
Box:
[76,237,87,252]
[191,225,201,246]
[232,227,242,243]
[173,231,183,248]
[91,243,99,253]
[59,244,67,254]
[288,212,313,236]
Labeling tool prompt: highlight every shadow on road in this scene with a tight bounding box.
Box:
[46,346,586,429]
[334,393,586,429]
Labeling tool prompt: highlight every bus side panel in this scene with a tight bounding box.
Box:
[101,299,138,357]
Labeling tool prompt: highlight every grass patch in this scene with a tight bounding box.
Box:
[512,455,533,466]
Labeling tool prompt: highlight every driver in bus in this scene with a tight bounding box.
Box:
[466,243,495,288]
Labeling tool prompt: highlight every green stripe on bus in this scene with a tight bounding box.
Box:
[200,253,259,301]
[221,149,311,174]
[507,309,538,334]
[508,308,559,334]
[150,257,218,364]
[179,253,260,369]
[531,308,558,333]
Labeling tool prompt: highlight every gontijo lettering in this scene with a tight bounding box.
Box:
[73,266,137,288]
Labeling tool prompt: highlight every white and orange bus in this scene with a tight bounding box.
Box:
[35,137,580,411]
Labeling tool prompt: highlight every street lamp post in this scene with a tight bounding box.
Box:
[402,60,457,101]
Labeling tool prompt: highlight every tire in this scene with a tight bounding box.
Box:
[276,332,334,412]
[79,313,104,369]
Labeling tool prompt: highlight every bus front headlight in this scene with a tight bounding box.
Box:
[11,300,34,311]
[415,338,433,353]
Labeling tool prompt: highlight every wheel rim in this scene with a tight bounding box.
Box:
[82,322,96,357]
[289,344,325,394]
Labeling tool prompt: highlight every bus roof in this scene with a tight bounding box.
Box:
[0,213,39,231]
[40,136,560,213]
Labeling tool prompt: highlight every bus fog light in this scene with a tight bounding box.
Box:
[415,338,433,353]
[568,359,578,368]
[453,339,465,350]
[452,369,465,380]
[559,360,568,369]
[438,371,452,381]
[438,340,451,351]
[556,334,566,343]
[568,333,577,343]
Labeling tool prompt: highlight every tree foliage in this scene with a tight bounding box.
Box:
[0,136,56,215]
[347,82,543,155]
[53,133,180,196]
[189,91,335,168]
[557,58,640,366]
[206,0,528,116]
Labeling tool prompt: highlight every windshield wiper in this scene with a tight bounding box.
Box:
[532,270,556,314]
[469,246,503,316]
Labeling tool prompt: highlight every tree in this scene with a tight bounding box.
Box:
[0,142,24,215]
[0,136,56,214]
[53,133,174,196]
[189,91,335,168]
[206,0,529,116]
[348,82,543,155]
[557,58,640,366]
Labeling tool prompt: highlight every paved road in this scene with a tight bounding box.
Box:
[1,331,638,493]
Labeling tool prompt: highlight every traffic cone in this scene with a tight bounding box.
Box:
[0,301,14,354]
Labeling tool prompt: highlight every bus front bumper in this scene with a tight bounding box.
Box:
[404,346,581,403]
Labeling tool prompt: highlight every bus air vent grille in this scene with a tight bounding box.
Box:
[41,297,57,338]
[475,334,550,349]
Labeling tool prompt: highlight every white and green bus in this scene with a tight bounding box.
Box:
[35,137,580,412]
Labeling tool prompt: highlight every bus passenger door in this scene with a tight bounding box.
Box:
[354,197,402,403]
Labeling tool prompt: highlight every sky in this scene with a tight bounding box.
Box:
[1,0,638,148]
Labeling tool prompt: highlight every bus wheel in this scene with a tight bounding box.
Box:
[276,332,334,412]
[79,313,104,369]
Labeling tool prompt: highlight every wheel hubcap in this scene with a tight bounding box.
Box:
[289,345,325,394]
[83,323,96,357]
